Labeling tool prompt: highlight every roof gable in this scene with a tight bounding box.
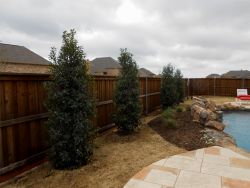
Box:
[0,43,50,65]
[139,68,155,77]
[221,70,250,78]
[90,57,121,73]
[206,74,220,78]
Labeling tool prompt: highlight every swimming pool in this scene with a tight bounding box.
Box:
[223,111,250,151]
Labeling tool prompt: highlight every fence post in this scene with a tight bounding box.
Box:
[145,76,148,115]
[0,129,3,168]
[189,79,192,98]
[213,77,216,96]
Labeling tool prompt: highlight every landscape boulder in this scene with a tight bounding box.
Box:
[191,97,206,108]
[202,128,236,147]
[216,111,223,122]
[191,97,223,125]
[206,109,218,121]
[191,105,213,125]
[191,97,237,148]
[193,96,219,111]
[191,104,204,122]
[221,102,246,110]
[192,100,206,108]
[205,120,225,131]
[205,100,217,112]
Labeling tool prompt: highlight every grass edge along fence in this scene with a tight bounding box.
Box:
[0,73,161,175]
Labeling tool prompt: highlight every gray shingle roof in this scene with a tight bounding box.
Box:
[0,43,50,65]
[139,68,155,77]
[221,70,250,78]
[206,74,220,78]
[90,57,121,73]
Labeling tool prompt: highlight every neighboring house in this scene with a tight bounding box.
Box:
[221,70,250,79]
[0,43,50,74]
[138,68,156,77]
[89,57,121,76]
[89,57,156,77]
[206,74,220,78]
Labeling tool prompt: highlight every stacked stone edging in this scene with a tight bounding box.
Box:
[191,96,236,147]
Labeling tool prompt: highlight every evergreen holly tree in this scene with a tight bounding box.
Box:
[114,48,141,132]
[46,29,94,169]
[174,68,185,104]
[160,63,177,108]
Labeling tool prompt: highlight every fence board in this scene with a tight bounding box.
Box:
[0,73,161,174]
[187,78,250,97]
[2,74,249,174]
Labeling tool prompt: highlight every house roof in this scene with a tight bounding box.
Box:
[221,70,250,78]
[138,68,155,77]
[0,43,50,65]
[89,57,121,73]
[206,74,220,78]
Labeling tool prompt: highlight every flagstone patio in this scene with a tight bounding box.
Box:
[124,146,250,188]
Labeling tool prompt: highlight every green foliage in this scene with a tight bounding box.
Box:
[175,69,185,104]
[113,48,141,132]
[176,106,183,112]
[160,64,177,108]
[45,29,95,169]
[160,64,185,108]
[162,108,177,129]
[162,108,175,119]
[165,118,177,129]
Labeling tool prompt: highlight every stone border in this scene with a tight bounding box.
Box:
[124,146,250,188]
[191,97,236,147]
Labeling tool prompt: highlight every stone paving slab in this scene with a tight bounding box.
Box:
[124,146,250,188]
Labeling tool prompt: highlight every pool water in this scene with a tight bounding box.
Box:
[223,111,250,151]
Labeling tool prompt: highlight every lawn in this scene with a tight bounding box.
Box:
[4,110,185,188]
[3,96,236,188]
[185,96,235,105]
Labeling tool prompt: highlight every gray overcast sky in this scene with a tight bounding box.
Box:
[1,0,250,77]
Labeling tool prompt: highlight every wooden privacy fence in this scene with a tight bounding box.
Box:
[185,78,250,97]
[2,74,247,174]
[94,75,161,130]
[0,73,161,174]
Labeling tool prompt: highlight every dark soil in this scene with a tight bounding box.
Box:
[149,111,209,151]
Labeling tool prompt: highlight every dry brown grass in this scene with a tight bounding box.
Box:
[184,96,235,105]
[4,112,185,188]
[204,96,235,105]
[3,96,237,188]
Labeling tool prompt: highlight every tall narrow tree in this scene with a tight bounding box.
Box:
[114,48,141,132]
[160,63,177,108]
[174,68,184,104]
[46,29,94,169]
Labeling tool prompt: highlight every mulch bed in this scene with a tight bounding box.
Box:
[149,110,209,151]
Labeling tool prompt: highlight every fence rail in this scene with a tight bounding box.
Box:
[0,73,161,174]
